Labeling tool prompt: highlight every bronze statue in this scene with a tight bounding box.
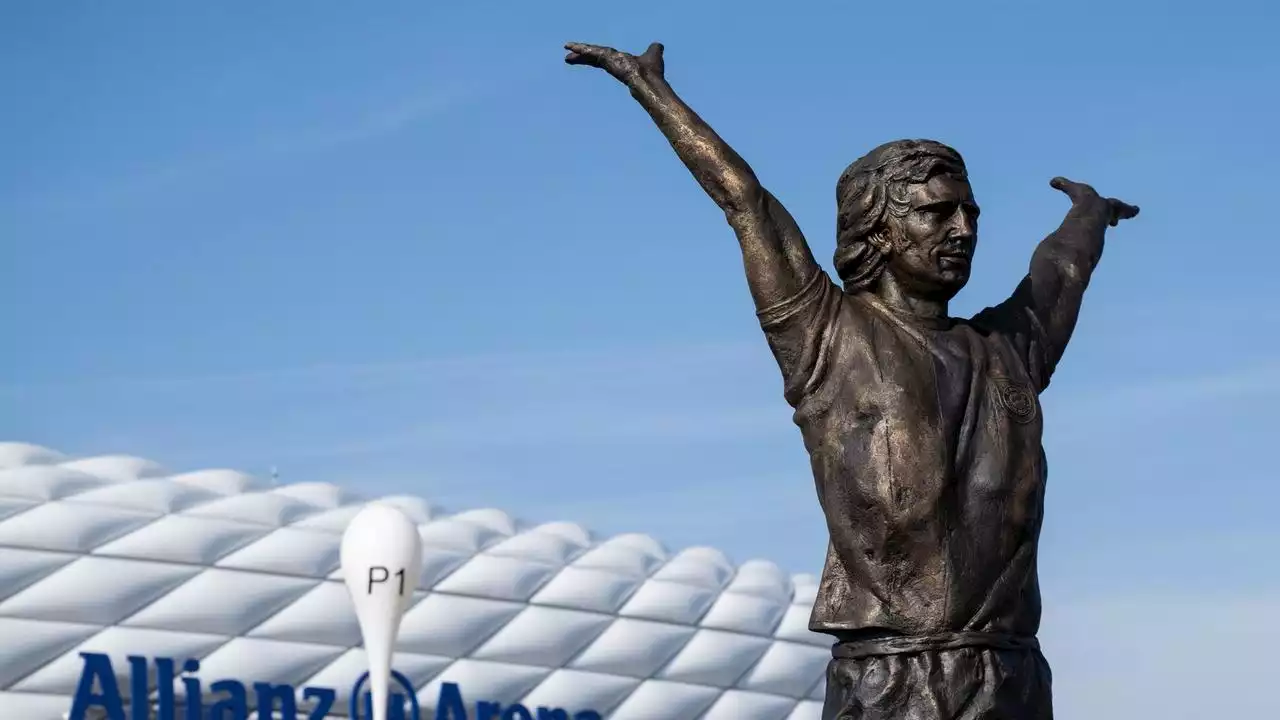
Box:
[565,42,1138,719]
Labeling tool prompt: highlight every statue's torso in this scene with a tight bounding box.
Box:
[794,290,1048,638]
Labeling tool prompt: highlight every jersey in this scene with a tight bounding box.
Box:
[758,270,1060,638]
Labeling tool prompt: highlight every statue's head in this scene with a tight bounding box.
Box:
[834,139,978,301]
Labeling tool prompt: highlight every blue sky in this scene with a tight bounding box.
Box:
[2,1,1277,716]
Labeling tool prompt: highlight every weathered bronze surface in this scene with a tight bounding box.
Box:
[566,42,1138,719]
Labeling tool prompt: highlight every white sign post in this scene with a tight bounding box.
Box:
[340,503,424,720]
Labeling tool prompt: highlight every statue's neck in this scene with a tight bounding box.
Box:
[870,273,951,325]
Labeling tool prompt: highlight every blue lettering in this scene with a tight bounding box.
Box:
[69,655,601,720]
[181,658,202,720]
[435,682,470,719]
[207,679,248,720]
[155,657,176,720]
[126,655,148,720]
[303,686,335,720]
[502,705,532,720]
[253,682,297,719]
[69,653,125,720]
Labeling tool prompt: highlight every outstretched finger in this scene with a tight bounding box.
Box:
[638,42,666,75]
[565,44,605,67]
[1111,200,1140,224]
[564,42,616,58]
[1114,200,1139,218]
[1049,176,1080,193]
[1050,176,1102,206]
[564,43,591,62]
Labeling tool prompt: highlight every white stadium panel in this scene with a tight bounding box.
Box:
[0,441,831,719]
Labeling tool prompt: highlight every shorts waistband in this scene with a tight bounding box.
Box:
[832,631,1040,659]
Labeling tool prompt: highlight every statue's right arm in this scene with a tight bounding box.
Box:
[567,43,821,311]
[568,43,838,406]
[628,76,820,309]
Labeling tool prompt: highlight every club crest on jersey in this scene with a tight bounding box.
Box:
[991,377,1038,424]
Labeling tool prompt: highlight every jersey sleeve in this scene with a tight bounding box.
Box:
[755,269,844,407]
[969,276,1056,392]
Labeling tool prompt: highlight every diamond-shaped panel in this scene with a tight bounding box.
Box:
[471,606,613,668]
[0,467,108,502]
[568,618,695,678]
[0,618,99,690]
[520,668,640,717]
[702,689,798,720]
[0,556,200,625]
[121,569,318,636]
[216,527,341,578]
[657,629,773,687]
[0,501,158,553]
[398,593,523,657]
[93,515,270,565]
[247,581,362,646]
[0,548,77,603]
[609,680,720,720]
[0,442,66,469]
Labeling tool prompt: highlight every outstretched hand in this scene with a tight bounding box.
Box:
[1050,177,1139,227]
[564,42,666,86]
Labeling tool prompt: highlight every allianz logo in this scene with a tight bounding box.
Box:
[68,653,605,720]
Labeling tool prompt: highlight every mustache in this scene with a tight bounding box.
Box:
[938,238,975,258]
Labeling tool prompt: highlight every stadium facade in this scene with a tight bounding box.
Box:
[0,442,830,719]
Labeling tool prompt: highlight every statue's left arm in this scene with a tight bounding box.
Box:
[978,177,1138,389]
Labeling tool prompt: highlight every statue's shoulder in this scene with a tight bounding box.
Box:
[955,313,992,334]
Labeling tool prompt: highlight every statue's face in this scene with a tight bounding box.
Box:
[881,174,979,301]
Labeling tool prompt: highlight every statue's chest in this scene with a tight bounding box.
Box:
[845,322,1043,485]
[855,324,982,427]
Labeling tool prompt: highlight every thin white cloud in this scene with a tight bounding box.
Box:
[296,356,1278,456]
[1043,591,1280,718]
[1043,361,1280,446]
[9,85,477,214]
[262,88,477,154]
[0,341,760,395]
[525,473,818,529]
[12,343,1274,467]
[17,340,1272,405]
[1060,362,1280,411]
[286,404,789,459]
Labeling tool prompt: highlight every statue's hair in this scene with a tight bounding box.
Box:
[834,139,968,290]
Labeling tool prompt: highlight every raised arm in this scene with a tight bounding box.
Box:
[565,42,820,310]
[980,177,1139,386]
